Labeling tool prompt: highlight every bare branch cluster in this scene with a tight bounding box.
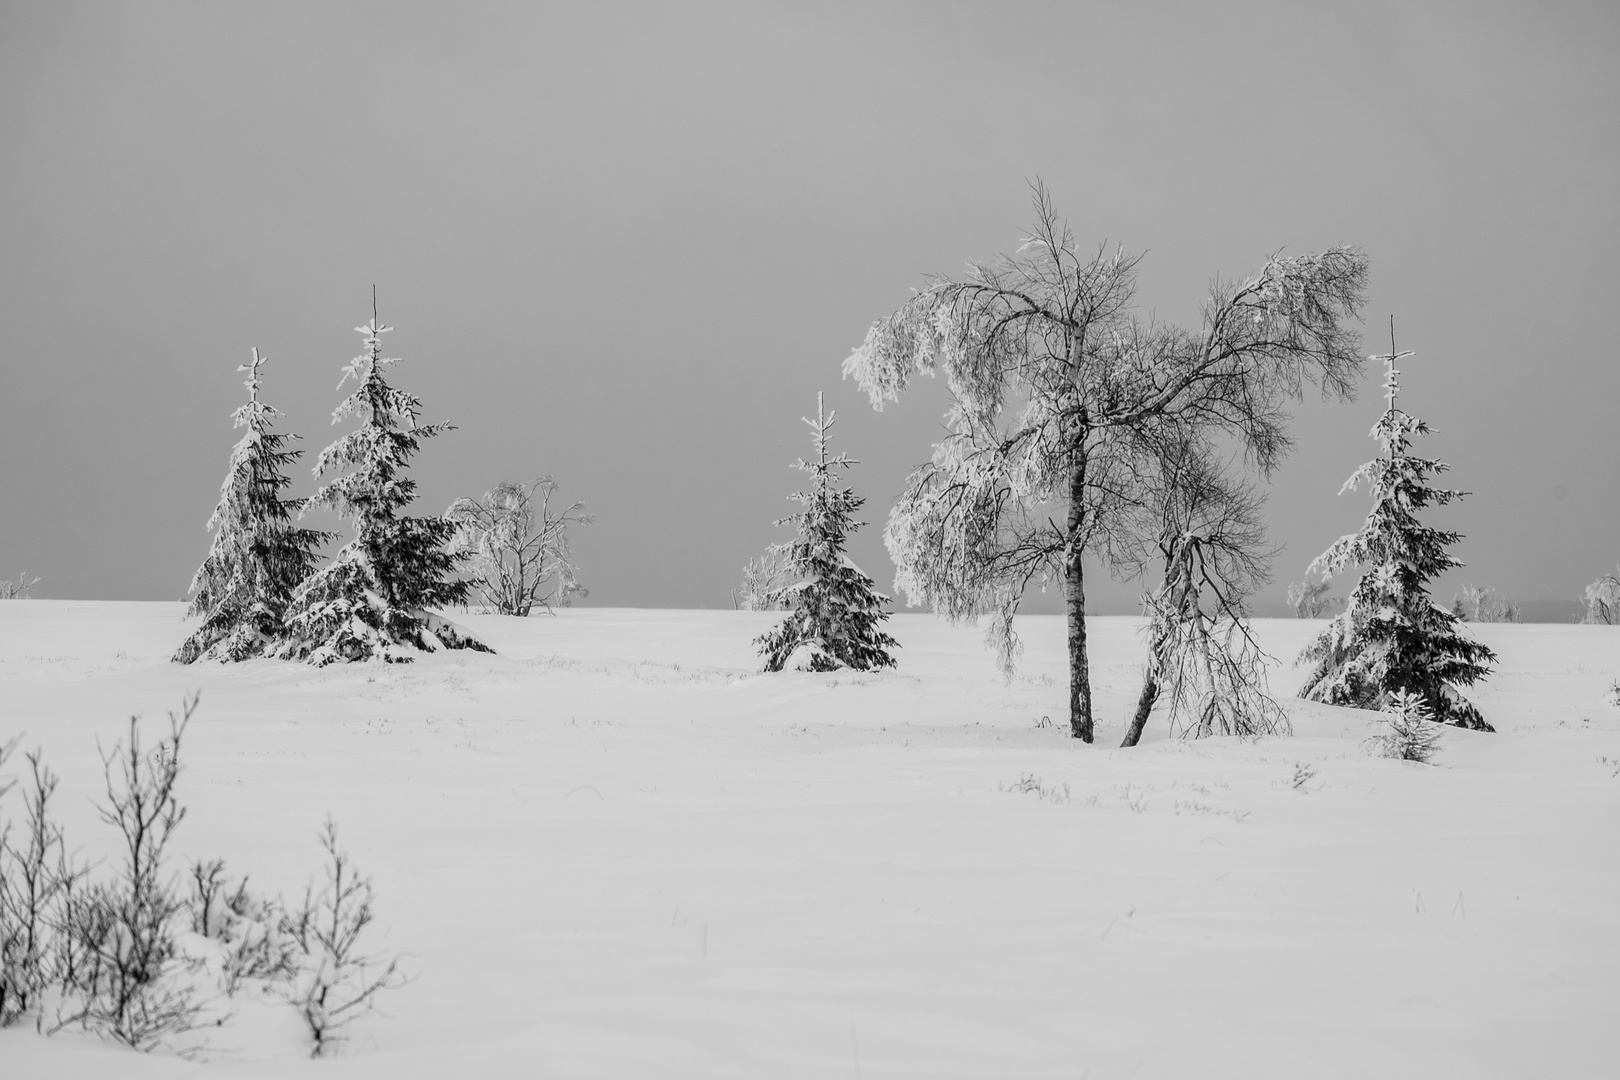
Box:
[1451,585,1519,623]
[38,698,204,1051]
[1119,438,1287,746]
[447,477,593,616]
[1287,580,1342,619]
[0,699,407,1059]
[187,859,301,997]
[732,551,792,611]
[277,819,406,1058]
[1,740,64,1026]
[0,573,41,600]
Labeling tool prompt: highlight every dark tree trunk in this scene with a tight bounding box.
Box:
[1121,669,1158,747]
[1065,451,1094,742]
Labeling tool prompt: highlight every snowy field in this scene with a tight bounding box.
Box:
[1,600,1617,1079]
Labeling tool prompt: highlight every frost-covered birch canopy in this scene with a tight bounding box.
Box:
[844,185,1367,740]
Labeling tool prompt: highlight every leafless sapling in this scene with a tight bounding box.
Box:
[278,818,405,1058]
[187,859,299,997]
[1287,579,1340,619]
[0,746,68,1028]
[1451,585,1519,623]
[732,552,792,611]
[447,477,592,616]
[52,695,204,1051]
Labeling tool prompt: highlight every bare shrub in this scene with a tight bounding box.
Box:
[1000,774,1071,804]
[51,696,204,1051]
[1581,569,1620,625]
[5,701,409,1058]
[188,860,298,997]
[278,819,405,1058]
[0,746,68,1028]
[0,572,41,600]
[1286,580,1341,619]
[732,551,791,611]
[1369,689,1442,763]
[447,477,592,616]
[1451,585,1519,623]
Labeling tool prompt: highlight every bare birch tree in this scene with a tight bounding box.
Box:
[845,184,1367,740]
[447,478,592,616]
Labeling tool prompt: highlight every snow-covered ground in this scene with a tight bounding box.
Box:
[1,601,1617,1078]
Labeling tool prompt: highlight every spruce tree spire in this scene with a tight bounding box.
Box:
[272,296,490,665]
[1297,318,1495,729]
[756,393,900,673]
[174,349,329,663]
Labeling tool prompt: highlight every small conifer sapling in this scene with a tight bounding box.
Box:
[274,294,489,665]
[175,351,329,663]
[756,395,899,673]
[1370,689,1443,763]
[1297,320,1495,730]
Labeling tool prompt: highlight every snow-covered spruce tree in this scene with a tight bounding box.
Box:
[846,183,1367,740]
[273,300,489,665]
[1298,320,1495,730]
[1118,434,1287,747]
[175,351,329,663]
[755,395,899,673]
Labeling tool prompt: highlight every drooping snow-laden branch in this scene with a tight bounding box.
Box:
[1118,437,1287,746]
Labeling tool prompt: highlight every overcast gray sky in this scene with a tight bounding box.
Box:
[2,1,1616,616]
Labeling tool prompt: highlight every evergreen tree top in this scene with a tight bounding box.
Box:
[776,394,866,550]
[231,348,279,431]
[332,313,425,431]
[1310,321,1469,584]
[790,393,854,475]
[309,293,453,522]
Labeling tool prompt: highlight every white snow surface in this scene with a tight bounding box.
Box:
[1,601,1617,1078]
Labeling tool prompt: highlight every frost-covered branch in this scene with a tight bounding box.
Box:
[448,478,593,617]
[845,183,1366,739]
